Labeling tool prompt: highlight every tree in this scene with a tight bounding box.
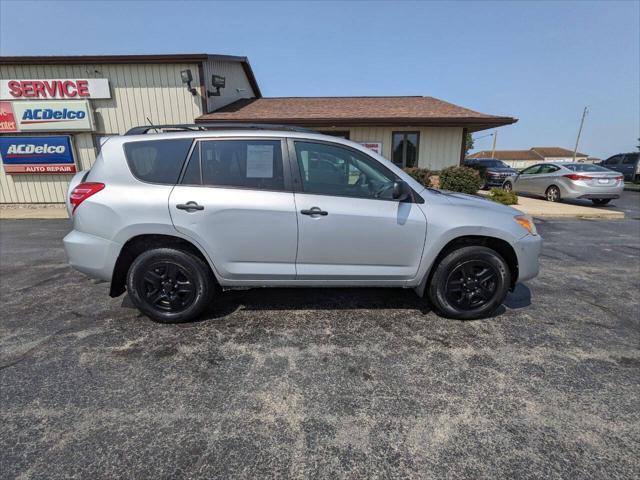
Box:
[464,133,474,156]
[637,137,639,151]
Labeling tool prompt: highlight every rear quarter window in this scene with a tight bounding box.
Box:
[124,139,193,184]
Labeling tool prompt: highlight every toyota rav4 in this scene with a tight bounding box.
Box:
[63,125,541,323]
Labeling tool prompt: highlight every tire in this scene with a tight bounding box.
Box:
[428,246,511,320]
[503,181,513,192]
[545,185,561,202]
[126,248,215,323]
[592,198,611,206]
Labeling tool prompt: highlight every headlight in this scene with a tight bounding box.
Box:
[514,215,537,235]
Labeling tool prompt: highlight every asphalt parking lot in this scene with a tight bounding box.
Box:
[1,192,639,479]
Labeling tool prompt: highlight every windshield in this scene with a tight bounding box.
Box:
[479,160,509,168]
[564,163,611,172]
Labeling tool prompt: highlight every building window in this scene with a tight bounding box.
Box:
[392,132,419,168]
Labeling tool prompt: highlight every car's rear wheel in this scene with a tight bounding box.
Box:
[592,198,611,205]
[428,246,511,320]
[503,181,513,192]
[126,248,214,323]
[545,185,561,202]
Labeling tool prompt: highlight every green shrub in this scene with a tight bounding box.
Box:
[403,168,433,187]
[439,166,483,194]
[488,187,518,205]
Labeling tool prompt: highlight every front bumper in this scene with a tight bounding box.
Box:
[514,233,542,283]
[63,230,122,281]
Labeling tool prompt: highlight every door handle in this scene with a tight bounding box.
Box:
[301,207,328,216]
[176,201,204,212]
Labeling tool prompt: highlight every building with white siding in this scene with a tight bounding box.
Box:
[0,54,515,204]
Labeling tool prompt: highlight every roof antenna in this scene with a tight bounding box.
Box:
[146,116,159,133]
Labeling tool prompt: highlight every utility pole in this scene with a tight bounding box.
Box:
[573,107,588,161]
[491,130,498,158]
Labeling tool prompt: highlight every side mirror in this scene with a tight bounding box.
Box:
[392,180,412,201]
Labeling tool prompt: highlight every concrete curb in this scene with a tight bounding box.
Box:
[0,207,68,220]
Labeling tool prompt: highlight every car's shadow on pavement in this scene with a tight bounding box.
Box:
[122,283,532,323]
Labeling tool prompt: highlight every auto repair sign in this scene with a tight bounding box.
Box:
[0,78,111,100]
[11,100,94,131]
[0,136,77,174]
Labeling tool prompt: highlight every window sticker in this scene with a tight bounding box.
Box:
[246,144,274,178]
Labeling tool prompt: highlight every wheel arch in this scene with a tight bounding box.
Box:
[109,234,217,297]
[415,235,519,297]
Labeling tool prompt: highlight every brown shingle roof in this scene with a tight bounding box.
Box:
[197,96,516,129]
[532,147,587,157]
[468,150,542,161]
[469,147,588,160]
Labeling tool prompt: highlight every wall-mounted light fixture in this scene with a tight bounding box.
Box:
[207,75,226,97]
[180,69,197,96]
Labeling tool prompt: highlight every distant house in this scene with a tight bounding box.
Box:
[467,147,588,169]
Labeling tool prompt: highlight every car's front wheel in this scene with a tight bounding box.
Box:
[428,246,511,320]
[503,181,513,192]
[126,248,215,323]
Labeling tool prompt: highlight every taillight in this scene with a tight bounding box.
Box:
[564,174,593,181]
[615,175,624,181]
[70,182,105,213]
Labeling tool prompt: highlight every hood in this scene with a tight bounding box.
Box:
[486,166,518,173]
[440,191,523,215]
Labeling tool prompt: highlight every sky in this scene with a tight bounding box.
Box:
[0,0,638,158]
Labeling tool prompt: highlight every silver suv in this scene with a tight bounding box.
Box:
[63,125,541,323]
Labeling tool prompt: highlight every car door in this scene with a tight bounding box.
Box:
[603,155,623,175]
[513,164,542,193]
[620,154,637,181]
[169,137,298,280]
[530,164,561,195]
[289,139,427,282]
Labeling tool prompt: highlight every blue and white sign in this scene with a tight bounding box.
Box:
[11,100,94,132]
[0,136,76,174]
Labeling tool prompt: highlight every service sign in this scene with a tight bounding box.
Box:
[0,78,111,100]
[359,141,383,155]
[12,100,94,131]
[0,136,76,174]
[0,101,18,132]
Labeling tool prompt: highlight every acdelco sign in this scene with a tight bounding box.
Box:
[0,136,76,174]
[0,79,111,100]
[12,101,94,131]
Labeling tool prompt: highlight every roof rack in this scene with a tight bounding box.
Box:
[125,123,316,135]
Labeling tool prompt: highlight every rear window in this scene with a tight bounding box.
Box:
[180,139,285,191]
[124,139,193,184]
[565,163,610,172]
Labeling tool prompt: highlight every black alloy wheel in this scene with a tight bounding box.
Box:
[139,261,196,312]
[503,181,513,192]
[127,248,214,323]
[444,260,498,310]
[428,245,510,320]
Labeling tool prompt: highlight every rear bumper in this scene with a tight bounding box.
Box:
[63,230,121,281]
[514,234,542,283]
[561,182,624,200]
[577,193,620,200]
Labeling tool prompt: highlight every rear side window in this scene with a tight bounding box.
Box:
[124,139,193,184]
[623,154,638,164]
[180,139,285,191]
